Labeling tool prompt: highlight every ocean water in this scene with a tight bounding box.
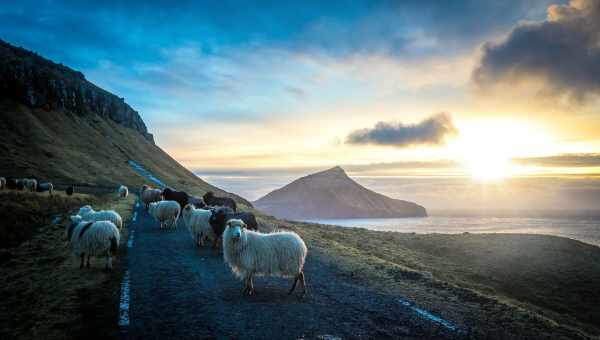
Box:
[305,216,600,248]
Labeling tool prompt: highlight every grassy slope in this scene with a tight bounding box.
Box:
[0,100,250,206]
[0,191,135,339]
[257,215,600,339]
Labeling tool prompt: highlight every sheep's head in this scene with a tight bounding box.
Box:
[141,184,149,193]
[78,205,92,215]
[70,215,83,224]
[226,219,246,241]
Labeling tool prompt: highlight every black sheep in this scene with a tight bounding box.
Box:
[203,191,237,212]
[209,207,258,248]
[162,187,189,216]
[66,185,74,196]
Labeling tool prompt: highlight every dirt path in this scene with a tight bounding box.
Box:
[118,201,465,339]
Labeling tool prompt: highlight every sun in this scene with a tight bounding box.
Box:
[448,119,535,181]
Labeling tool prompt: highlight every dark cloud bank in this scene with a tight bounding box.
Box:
[346,112,457,147]
[473,0,600,101]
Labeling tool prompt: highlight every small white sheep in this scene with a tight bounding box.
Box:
[66,218,120,270]
[223,219,308,297]
[0,177,5,190]
[77,206,123,230]
[24,178,37,192]
[141,188,162,210]
[181,204,213,246]
[118,185,129,198]
[149,200,181,229]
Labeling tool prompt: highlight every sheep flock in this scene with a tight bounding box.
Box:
[2,178,308,298]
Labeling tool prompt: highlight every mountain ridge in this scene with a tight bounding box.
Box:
[0,39,250,206]
[0,39,152,141]
[254,166,427,219]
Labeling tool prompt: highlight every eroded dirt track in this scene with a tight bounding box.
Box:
[121,202,464,339]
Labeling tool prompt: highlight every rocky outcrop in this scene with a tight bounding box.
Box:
[0,39,153,142]
[254,166,427,219]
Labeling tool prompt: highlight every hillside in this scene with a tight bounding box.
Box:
[0,39,249,206]
[254,166,427,219]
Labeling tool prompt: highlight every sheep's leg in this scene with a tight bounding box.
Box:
[106,252,113,272]
[299,272,307,298]
[247,273,255,295]
[288,274,300,295]
[79,253,85,269]
[86,255,91,268]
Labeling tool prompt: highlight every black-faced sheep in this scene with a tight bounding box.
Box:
[149,200,180,229]
[223,219,307,297]
[65,185,74,196]
[203,191,237,211]
[66,219,120,270]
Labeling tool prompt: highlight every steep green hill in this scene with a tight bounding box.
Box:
[0,40,249,205]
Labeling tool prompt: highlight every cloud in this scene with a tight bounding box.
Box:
[346,113,458,147]
[514,153,600,167]
[473,0,600,101]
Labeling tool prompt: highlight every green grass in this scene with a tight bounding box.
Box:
[0,191,135,339]
[0,99,250,207]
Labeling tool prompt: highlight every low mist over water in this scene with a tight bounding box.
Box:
[197,171,600,213]
[306,216,600,248]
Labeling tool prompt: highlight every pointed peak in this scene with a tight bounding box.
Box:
[312,165,348,178]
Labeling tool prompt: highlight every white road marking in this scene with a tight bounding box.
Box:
[118,270,131,327]
[398,299,458,332]
[128,230,134,248]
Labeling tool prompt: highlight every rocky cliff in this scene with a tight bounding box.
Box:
[0,39,152,141]
[254,166,427,219]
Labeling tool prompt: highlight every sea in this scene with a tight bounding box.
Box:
[305,216,600,248]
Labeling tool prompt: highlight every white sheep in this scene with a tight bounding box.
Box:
[181,204,214,246]
[223,219,308,297]
[141,188,162,210]
[118,185,129,198]
[0,177,5,190]
[77,205,123,229]
[24,178,37,192]
[66,218,120,270]
[149,200,180,229]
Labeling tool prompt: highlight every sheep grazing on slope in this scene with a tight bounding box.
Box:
[209,207,258,248]
[0,177,5,190]
[203,191,237,212]
[36,182,53,194]
[181,204,213,246]
[23,179,37,192]
[223,219,308,297]
[77,205,123,230]
[66,218,120,270]
[149,200,181,229]
[141,188,162,210]
[65,185,74,196]
[162,188,189,215]
[118,185,129,198]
